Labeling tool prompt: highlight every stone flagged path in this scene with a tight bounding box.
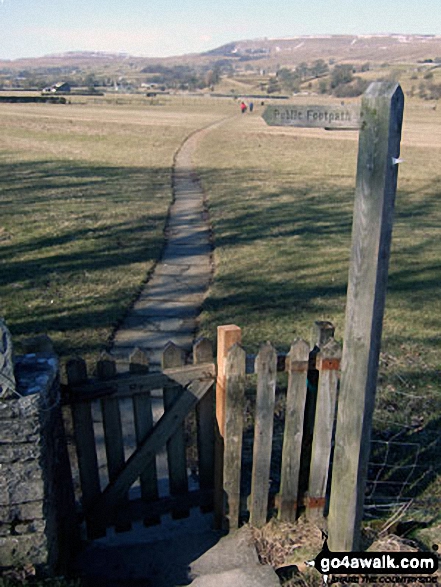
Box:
[111,125,218,370]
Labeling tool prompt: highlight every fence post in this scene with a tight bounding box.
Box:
[221,343,246,530]
[328,82,404,551]
[249,342,277,527]
[214,325,242,529]
[306,338,341,521]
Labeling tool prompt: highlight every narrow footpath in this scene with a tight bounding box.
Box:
[83,118,281,586]
[111,122,220,370]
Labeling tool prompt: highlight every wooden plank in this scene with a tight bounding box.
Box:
[123,489,213,523]
[262,103,361,129]
[89,368,215,524]
[278,339,309,522]
[66,357,105,539]
[328,82,404,551]
[162,344,189,519]
[306,338,341,521]
[96,353,130,531]
[194,339,215,496]
[133,393,159,524]
[216,325,242,437]
[214,325,242,529]
[101,395,130,531]
[130,348,160,526]
[67,363,213,403]
[129,347,150,374]
[249,342,277,528]
[96,352,117,380]
[298,321,335,503]
[67,371,168,402]
[222,343,246,530]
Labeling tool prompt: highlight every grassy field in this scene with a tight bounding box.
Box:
[0,95,236,362]
[1,90,440,535]
[194,96,441,528]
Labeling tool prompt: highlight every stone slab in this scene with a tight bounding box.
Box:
[190,565,281,587]
[190,526,258,576]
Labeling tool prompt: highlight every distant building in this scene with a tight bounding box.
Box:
[42,82,71,94]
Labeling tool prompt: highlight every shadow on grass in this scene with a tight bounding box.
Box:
[1,159,172,357]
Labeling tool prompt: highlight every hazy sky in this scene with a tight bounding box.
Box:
[1,0,440,60]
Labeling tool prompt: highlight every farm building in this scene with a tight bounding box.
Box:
[42,81,71,94]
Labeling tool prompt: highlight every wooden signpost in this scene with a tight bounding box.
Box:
[262,103,361,130]
[262,82,404,551]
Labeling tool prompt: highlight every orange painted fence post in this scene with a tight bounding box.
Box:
[214,325,242,529]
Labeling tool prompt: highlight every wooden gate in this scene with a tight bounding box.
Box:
[63,340,216,539]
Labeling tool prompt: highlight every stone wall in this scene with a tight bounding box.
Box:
[0,350,78,574]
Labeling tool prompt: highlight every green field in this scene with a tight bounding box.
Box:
[1,91,440,535]
[0,96,236,360]
[194,96,441,527]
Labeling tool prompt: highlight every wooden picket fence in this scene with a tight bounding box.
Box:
[215,322,341,530]
[62,321,341,539]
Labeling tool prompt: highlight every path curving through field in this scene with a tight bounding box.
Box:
[111,118,228,370]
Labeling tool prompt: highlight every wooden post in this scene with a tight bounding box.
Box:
[222,343,246,530]
[214,325,242,529]
[278,339,310,522]
[249,342,277,527]
[306,338,341,521]
[216,325,242,437]
[328,82,404,551]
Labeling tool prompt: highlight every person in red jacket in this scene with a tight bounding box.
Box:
[240,101,247,113]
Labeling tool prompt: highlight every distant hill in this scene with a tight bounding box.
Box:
[202,34,441,67]
[1,34,441,71]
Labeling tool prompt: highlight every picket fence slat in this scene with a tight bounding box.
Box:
[66,357,105,539]
[307,338,342,519]
[162,342,189,519]
[249,342,277,527]
[278,339,310,522]
[194,339,215,494]
[97,353,131,531]
[130,349,160,526]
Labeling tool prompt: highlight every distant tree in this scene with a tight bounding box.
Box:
[318,79,329,94]
[267,77,281,94]
[295,62,309,80]
[205,65,221,87]
[311,59,329,77]
[276,68,301,92]
[330,64,354,88]
[333,77,369,98]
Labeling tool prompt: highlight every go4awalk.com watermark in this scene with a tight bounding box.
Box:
[308,540,439,585]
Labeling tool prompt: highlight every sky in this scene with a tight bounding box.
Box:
[0,0,440,61]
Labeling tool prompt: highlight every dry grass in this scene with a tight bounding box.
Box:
[0,95,235,365]
[193,96,441,527]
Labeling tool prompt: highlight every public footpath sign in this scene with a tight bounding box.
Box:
[262,82,405,553]
[262,103,361,130]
